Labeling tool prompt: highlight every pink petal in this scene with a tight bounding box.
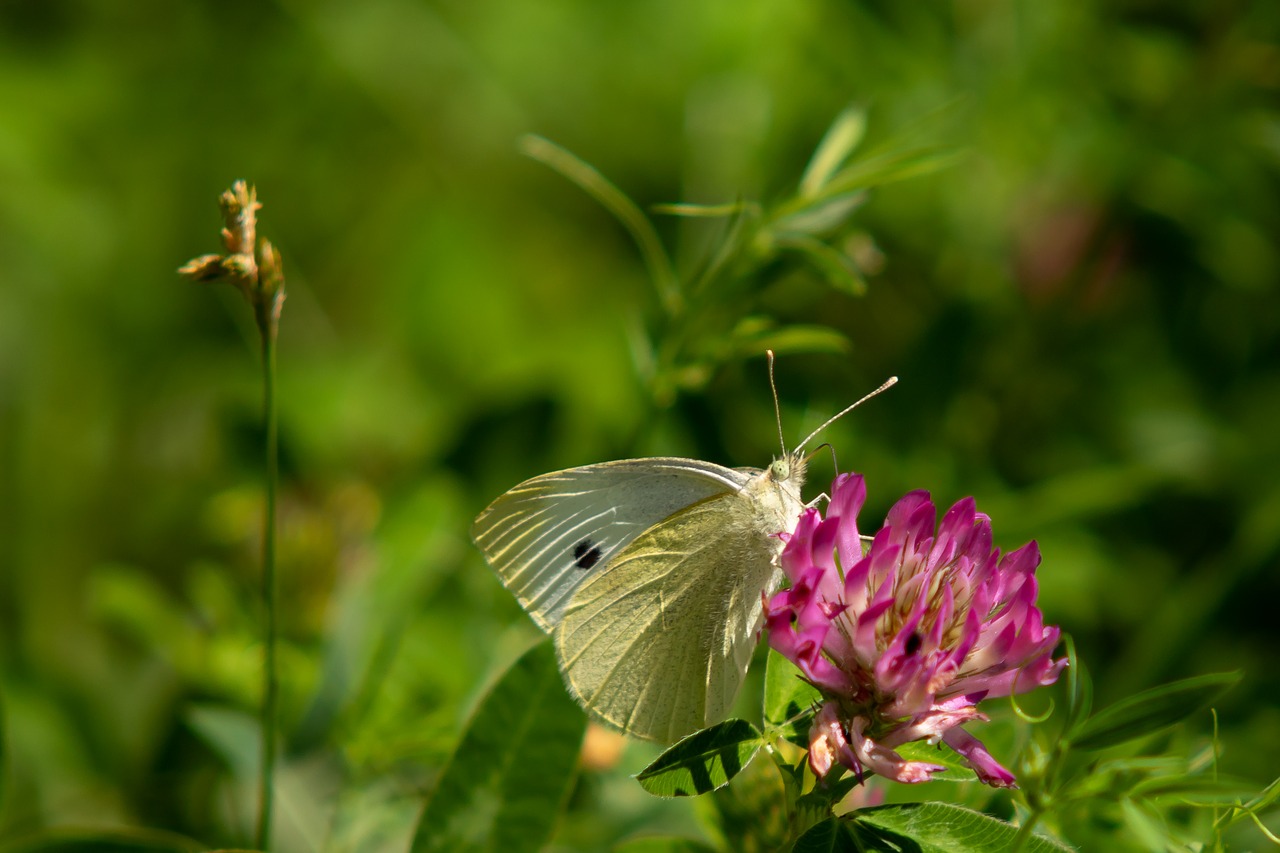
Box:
[942,727,1018,788]
[848,717,947,784]
[809,702,860,780]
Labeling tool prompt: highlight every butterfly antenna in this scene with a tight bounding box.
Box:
[796,375,898,453]
[767,350,788,455]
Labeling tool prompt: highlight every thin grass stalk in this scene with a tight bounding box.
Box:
[255,314,279,850]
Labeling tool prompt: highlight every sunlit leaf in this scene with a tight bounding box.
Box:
[635,719,763,797]
[652,201,757,218]
[852,803,1074,852]
[800,105,868,198]
[1071,672,1241,752]
[771,193,867,238]
[410,639,586,853]
[825,147,963,195]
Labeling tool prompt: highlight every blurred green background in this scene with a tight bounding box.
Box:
[2,0,1278,850]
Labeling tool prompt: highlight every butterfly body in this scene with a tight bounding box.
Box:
[472,451,807,743]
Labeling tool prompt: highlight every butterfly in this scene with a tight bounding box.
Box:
[471,367,896,743]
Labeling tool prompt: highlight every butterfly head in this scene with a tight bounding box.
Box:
[768,451,808,488]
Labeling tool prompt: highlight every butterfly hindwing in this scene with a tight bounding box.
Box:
[554,481,792,743]
[471,458,752,631]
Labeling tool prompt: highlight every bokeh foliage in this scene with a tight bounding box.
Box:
[1,0,1277,850]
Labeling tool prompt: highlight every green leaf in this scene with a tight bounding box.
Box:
[612,838,719,853]
[1061,636,1093,731]
[825,146,963,196]
[1119,798,1170,851]
[852,803,1074,852]
[894,741,978,782]
[800,106,868,198]
[770,192,867,238]
[651,201,757,218]
[763,648,820,746]
[635,719,763,797]
[410,639,586,853]
[0,828,208,853]
[1070,671,1241,752]
[789,818,859,853]
[732,324,852,358]
[184,704,260,780]
[519,134,680,314]
[1130,773,1263,804]
[0,689,6,808]
[773,233,867,296]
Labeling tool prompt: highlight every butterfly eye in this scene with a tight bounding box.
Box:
[573,540,603,571]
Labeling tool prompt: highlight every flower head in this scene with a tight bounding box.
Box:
[765,473,1065,787]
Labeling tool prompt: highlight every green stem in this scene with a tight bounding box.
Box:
[1009,808,1043,853]
[254,310,279,850]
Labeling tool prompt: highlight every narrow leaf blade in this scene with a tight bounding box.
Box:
[773,234,867,296]
[800,106,868,198]
[1071,672,1241,752]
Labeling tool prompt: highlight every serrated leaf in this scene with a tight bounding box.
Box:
[612,838,719,853]
[789,818,859,853]
[635,719,763,797]
[410,639,586,853]
[852,803,1074,852]
[800,106,868,198]
[763,649,820,746]
[1071,671,1240,752]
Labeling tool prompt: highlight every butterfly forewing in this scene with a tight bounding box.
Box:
[471,459,751,631]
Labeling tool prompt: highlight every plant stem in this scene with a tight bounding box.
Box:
[255,313,279,850]
[1009,808,1042,853]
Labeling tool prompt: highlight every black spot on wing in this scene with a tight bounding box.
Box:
[573,539,603,570]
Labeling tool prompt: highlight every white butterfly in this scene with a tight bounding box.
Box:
[471,372,896,743]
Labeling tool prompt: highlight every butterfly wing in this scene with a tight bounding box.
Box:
[555,479,796,743]
[471,458,752,632]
